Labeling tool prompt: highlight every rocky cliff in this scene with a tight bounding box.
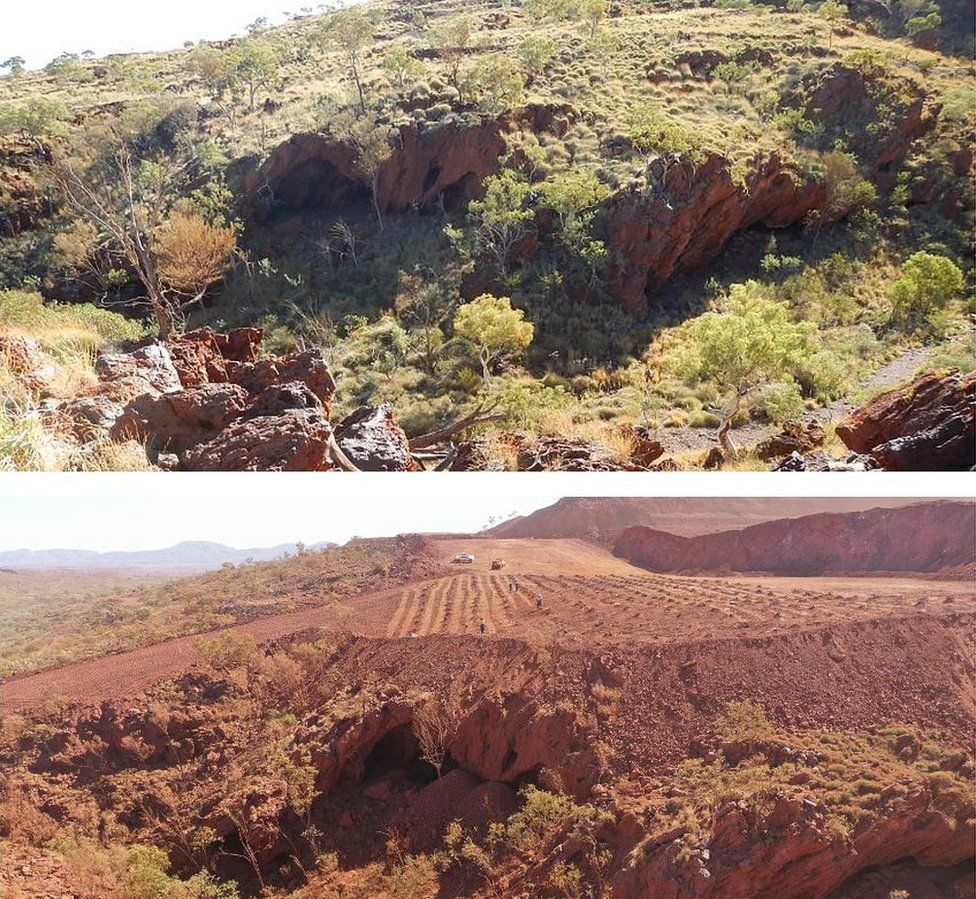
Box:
[614,501,975,575]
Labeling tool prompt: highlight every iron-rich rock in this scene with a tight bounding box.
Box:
[183,409,336,471]
[757,421,826,460]
[836,369,975,470]
[334,403,418,472]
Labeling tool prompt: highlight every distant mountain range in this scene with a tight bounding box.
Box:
[0,540,335,572]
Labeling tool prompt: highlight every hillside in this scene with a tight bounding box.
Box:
[0,0,973,470]
[614,499,976,575]
[1,517,973,898]
[0,534,437,677]
[484,496,922,539]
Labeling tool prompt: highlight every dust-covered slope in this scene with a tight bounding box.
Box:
[486,497,922,540]
[615,500,976,576]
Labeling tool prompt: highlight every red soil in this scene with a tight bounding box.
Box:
[2,537,973,742]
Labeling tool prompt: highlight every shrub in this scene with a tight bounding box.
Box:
[713,700,775,742]
[889,251,965,335]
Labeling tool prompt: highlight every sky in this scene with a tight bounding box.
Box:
[0,472,958,553]
[0,476,564,551]
[3,0,339,70]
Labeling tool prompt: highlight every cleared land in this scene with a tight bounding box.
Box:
[2,537,972,714]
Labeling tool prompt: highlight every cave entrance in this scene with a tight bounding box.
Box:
[272,157,370,217]
[441,172,479,212]
[361,723,439,787]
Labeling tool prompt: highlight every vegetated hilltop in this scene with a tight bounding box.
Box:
[614,498,976,575]
[484,495,922,539]
[0,0,973,471]
[0,539,336,571]
[0,520,973,897]
[0,534,437,678]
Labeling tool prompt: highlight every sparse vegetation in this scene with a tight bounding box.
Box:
[0,0,970,467]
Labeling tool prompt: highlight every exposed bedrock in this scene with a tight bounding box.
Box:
[787,62,939,177]
[244,117,506,220]
[610,786,974,899]
[598,151,826,313]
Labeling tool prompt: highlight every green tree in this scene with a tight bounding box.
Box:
[329,9,373,112]
[454,293,535,380]
[234,41,279,110]
[889,251,964,333]
[580,0,607,38]
[437,18,474,90]
[517,36,556,77]
[0,98,67,149]
[817,0,848,50]
[337,112,394,229]
[187,45,237,97]
[537,169,611,277]
[464,170,534,276]
[1,56,25,77]
[525,0,581,22]
[463,54,525,114]
[711,59,755,93]
[664,283,818,453]
[381,45,424,89]
[627,103,700,186]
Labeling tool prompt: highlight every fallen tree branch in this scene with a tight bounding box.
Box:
[408,403,502,450]
[328,432,361,471]
[433,444,461,472]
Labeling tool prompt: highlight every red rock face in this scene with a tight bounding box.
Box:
[598,152,826,312]
[182,409,336,471]
[791,63,937,177]
[245,118,505,220]
[836,369,975,471]
[613,501,975,575]
[610,786,974,899]
[83,328,340,469]
[0,136,51,236]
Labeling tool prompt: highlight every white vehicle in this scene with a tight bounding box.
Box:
[454,553,475,563]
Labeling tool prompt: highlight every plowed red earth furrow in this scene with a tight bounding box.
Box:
[386,586,417,638]
[3,537,974,714]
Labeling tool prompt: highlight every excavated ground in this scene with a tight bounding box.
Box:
[2,538,973,743]
[1,536,973,899]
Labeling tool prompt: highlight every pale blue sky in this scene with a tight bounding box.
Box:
[4,0,343,70]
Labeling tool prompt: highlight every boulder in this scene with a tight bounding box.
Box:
[0,334,56,393]
[226,348,336,413]
[80,328,342,468]
[622,425,664,469]
[836,369,975,470]
[95,343,182,398]
[112,382,250,453]
[58,395,126,439]
[241,381,321,420]
[756,421,825,460]
[166,327,263,387]
[334,403,418,472]
[182,409,336,471]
